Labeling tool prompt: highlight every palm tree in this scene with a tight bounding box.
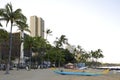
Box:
[45,29,52,41]
[33,36,47,68]
[0,3,26,74]
[45,29,52,68]
[90,49,103,67]
[54,35,67,68]
[16,21,30,65]
[79,52,90,63]
[24,36,34,70]
[92,49,102,62]
[73,48,77,63]
[58,35,67,68]
[77,45,82,62]
[54,35,68,48]
[14,21,30,70]
[74,45,84,63]
[96,49,104,61]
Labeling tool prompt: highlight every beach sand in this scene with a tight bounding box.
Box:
[0,69,120,80]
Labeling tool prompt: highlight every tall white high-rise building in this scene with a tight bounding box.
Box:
[30,16,44,38]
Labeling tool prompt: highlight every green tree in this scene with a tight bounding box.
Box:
[77,45,84,62]
[92,49,102,62]
[0,29,9,64]
[54,35,68,67]
[79,52,90,63]
[64,49,75,64]
[97,49,104,59]
[0,29,8,41]
[95,49,104,63]
[45,47,57,65]
[90,49,104,67]
[73,48,77,63]
[24,36,34,70]
[33,36,46,67]
[24,36,47,69]
[0,3,26,74]
[74,45,85,63]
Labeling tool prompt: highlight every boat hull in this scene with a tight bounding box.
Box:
[54,70,101,76]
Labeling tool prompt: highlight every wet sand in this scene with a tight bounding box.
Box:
[0,69,120,80]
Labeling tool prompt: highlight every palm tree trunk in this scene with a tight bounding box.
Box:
[29,47,32,70]
[55,52,57,68]
[20,31,24,64]
[0,43,1,68]
[46,35,49,68]
[58,53,61,70]
[47,52,49,68]
[5,23,12,74]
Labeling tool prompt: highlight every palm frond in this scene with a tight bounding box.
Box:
[14,8,22,14]
[6,19,9,27]
[46,29,52,34]
[15,21,31,33]
[24,29,31,33]
[0,9,5,16]
[5,3,13,14]
[0,22,2,27]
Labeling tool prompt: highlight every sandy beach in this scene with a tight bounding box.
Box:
[0,69,120,80]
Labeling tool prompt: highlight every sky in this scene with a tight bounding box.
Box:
[0,0,120,63]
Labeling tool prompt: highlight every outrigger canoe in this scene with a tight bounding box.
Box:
[54,70,102,76]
